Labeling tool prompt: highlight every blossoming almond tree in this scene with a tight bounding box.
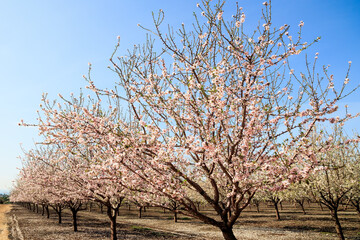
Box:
[15,146,89,231]
[283,181,310,215]
[84,1,359,239]
[306,126,359,240]
[33,94,129,240]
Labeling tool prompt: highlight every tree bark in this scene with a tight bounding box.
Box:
[220,227,237,240]
[107,206,118,240]
[58,208,62,224]
[330,209,345,240]
[138,206,142,218]
[45,205,50,218]
[274,202,281,220]
[174,210,178,222]
[173,202,178,222]
[350,199,360,218]
[297,200,306,215]
[70,207,79,232]
[100,203,104,214]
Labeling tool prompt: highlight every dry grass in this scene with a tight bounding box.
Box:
[7,202,360,240]
[0,204,11,240]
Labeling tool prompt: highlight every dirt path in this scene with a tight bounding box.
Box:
[0,204,11,240]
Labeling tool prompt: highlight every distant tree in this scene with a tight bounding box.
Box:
[307,126,359,240]
[0,194,8,204]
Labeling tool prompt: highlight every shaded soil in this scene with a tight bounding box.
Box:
[7,202,360,240]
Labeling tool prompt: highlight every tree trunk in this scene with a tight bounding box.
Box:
[107,206,118,240]
[350,199,360,218]
[138,206,142,218]
[41,205,45,216]
[297,200,306,215]
[36,204,39,213]
[274,202,281,220]
[256,203,260,213]
[70,207,79,232]
[173,202,178,222]
[58,208,62,224]
[330,209,345,240]
[174,210,178,222]
[46,205,50,218]
[220,227,237,240]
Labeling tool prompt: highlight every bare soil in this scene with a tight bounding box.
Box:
[7,202,360,240]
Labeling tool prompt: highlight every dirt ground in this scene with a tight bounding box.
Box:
[6,202,360,240]
[0,204,11,240]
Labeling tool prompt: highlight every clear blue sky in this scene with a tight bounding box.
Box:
[0,0,359,193]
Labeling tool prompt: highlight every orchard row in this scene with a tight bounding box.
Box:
[11,1,359,240]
